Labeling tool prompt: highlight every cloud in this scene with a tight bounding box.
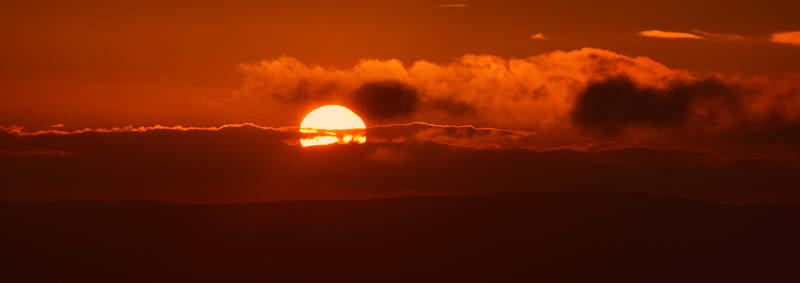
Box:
[572,76,737,133]
[233,48,683,129]
[771,31,800,46]
[221,48,800,158]
[639,29,747,41]
[690,29,747,40]
[0,120,534,151]
[427,98,477,116]
[567,73,800,154]
[352,80,419,120]
[3,124,800,205]
[368,121,534,149]
[0,123,290,137]
[530,33,547,40]
[638,30,703,39]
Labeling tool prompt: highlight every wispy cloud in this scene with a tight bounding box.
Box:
[1,123,290,136]
[771,31,800,46]
[691,29,747,40]
[529,33,547,40]
[639,29,747,41]
[638,30,703,39]
[437,4,467,8]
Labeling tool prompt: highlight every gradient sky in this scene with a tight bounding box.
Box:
[3,0,800,204]
[5,5,800,282]
[2,0,800,128]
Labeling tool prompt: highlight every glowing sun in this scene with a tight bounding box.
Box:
[300,105,367,147]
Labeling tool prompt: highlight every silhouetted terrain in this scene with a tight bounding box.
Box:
[1,191,798,282]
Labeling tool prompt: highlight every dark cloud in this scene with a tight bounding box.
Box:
[572,76,737,133]
[351,80,420,120]
[367,122,531,147]
[2,124,800,205]
[428,98,477,116]
[283,79,340,103]
[734,115,800,147]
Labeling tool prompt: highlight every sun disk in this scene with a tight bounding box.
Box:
[299,105,366,147]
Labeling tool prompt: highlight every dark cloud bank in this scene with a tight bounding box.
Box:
[3,49,800,204]
[571,75,800,150]
[572,77,735,132]
[2,125,798,204]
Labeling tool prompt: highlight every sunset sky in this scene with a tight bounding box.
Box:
[2,0,800,204]
[3,0,800,128]
[4,2,800,281]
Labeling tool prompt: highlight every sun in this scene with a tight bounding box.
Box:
[300,105,367,147]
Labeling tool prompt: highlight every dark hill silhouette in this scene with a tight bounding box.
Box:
[1,191,798,282]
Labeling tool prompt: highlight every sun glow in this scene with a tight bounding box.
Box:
[300,105,366,147]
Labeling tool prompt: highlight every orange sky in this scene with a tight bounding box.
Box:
[5,4,800,277]
[2,0,800,128]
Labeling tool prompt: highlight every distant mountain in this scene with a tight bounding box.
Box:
[2,191,798,282]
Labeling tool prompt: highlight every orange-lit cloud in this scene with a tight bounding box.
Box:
[638,30,703,39]
[233,48,685,130]
[227,48,800,158]
[1,120,535,150]
[771,31,800,46]
[0,123,290,136]
[6,48,800,159]
[529,33,547,40]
